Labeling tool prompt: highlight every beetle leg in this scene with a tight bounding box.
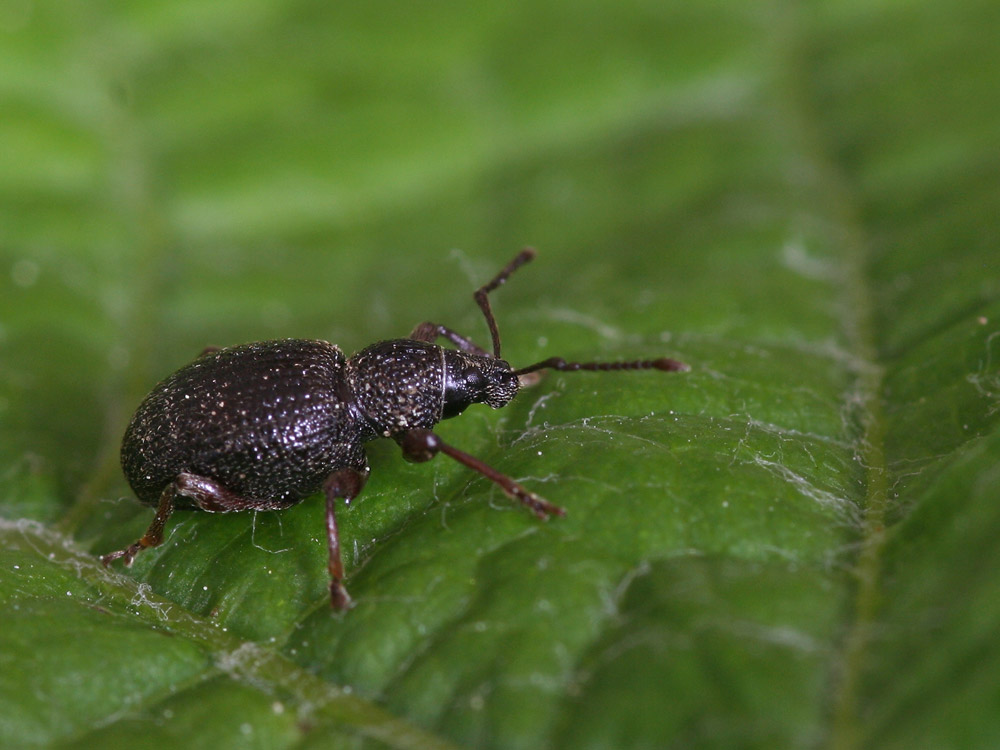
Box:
[410,322,490,356]
[411,248,537,359]
[473,247,536,358]
[396,428,565,520]
[322,466,369,611]
[172,472,279,512]
[101,482,178,567]
[101,473,281,568]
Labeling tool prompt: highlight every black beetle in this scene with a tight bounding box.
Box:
[103,249,688,609]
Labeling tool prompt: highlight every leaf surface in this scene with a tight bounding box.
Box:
[1,1,998,748]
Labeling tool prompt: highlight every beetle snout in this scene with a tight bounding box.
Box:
[482,364,518,409]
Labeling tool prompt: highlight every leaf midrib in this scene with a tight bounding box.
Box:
[762,8,893,747]
[773,18,892,750]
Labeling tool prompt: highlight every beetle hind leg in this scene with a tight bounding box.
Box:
[101,472,265,568]
[101,482,178,567]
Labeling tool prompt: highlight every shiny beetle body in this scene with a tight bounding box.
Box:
[122,338,516,508]
[104,249,688,609]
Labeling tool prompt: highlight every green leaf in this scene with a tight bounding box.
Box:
[2,1,998,748]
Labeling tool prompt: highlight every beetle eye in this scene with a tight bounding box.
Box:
[463,367,485,390]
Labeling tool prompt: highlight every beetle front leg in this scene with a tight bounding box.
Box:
[410,322,490,356]
[322,465,369,611]
[396,428,565,519]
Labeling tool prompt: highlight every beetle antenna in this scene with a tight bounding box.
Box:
[514,355,689,377]
[475,248,536,358]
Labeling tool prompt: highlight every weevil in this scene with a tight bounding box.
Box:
[103,248,688,609]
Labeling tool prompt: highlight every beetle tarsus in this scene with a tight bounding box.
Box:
[100,544,140,568]
[515,490,566,520]
[330,581,352,611]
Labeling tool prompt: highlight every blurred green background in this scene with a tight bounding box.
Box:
[1,1,999,748]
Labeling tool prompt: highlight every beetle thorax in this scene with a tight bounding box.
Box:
[345,340,445,436]
[345,339,520,437]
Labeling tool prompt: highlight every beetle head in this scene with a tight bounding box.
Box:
[442,349,519,418]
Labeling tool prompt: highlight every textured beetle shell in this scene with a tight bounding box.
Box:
[121,339,373,508]
[346,339,445,435]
